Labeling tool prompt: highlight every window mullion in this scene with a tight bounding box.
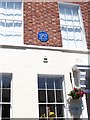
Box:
[45,78,47,103]
[45,78,48,119]
[54,81,57,118]
[1,80,2,119]
[54,81,56,103]
[65,8,69,47]
[71,8,76,47]
[13,2,15,9]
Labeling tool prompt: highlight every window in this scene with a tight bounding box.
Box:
[79,70,90,119]
[0,1,23,45]
[59,3,87,50]
[0,73,12,120]
[38,74,67,119]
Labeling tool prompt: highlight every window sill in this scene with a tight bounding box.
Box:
[0,44,89,54]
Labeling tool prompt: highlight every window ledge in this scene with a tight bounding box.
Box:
[0,44,89,54]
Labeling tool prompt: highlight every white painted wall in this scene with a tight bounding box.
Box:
[0,46,88,118]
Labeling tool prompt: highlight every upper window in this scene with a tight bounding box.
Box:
[59,3,87,50]
[0,1,23,45]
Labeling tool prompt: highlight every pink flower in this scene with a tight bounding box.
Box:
[68,86,86,99]
[74,87,77,91]
[76,92,80,94]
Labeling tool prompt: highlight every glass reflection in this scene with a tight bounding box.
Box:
[38,77,45,89]
[2,77,11,88]
[7,2,13,9]
[47,78,54,89]
[2,89,10,102]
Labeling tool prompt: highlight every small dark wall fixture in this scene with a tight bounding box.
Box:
[43,56,48,63]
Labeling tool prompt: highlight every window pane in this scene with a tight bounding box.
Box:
[47,90,55,103]
[47,78,54,89]
[2,77,11,88]
[69,39,76,48]
[7,2,13,9]
[0,80,1,88]
[15,2,22,9]
[38,90,46,103]
[0,20,5,27]
[0,104,1,118]
[86,70,90,79]
[66,8,73,25]
[39,104,46,118]
[62,38,69,48]
[56,104,64,117]
[2,104,10,118]
[80,80,86,85]
[66,7,72,15]
[2,89,10,102]
[55,78,63,89]
[0,2,1,8]
[2,2,6,9]
[61,26,67,36]
[14,21,22,27]
[0,89,1,102]
[60,7,66,25]
[73,6,80,26]
[86,92,90,100]
[6,20,13,27]
[56,90,64,102]
[38,77,45,89]
[67,26,74,37]
[48,104,55,113]
[73,6,79,16]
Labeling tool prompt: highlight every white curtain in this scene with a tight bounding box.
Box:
[61,26,67,36]
[67,26,74,38]
[0,7,6,19]
[60,4,83,49]
[6,9,22,20]
[0,2,23,44]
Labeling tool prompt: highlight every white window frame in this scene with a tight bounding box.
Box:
[58,2,87,50]
[0,73,12,119]
[38,74,68,119]
[0,0,23,45]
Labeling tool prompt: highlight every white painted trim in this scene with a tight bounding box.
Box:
[0,44,89,54]
[58,2,87,50]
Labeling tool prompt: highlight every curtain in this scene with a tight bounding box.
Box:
[60,4,83,49]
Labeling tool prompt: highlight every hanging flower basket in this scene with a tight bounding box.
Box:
[67,87,85,117]
[68,87,86,99]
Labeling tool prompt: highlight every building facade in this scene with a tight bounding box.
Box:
[0,0,90,119]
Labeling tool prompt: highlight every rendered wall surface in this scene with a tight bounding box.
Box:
[0,47,88,118]
[0,0,89,119]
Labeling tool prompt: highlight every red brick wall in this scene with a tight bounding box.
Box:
[79,2,90,49]
[24,2,62,47]
[24,2,90,49]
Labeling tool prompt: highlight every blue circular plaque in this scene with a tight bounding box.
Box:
[38,31,49,42]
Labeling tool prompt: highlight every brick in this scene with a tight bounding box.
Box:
[24,1,90,48]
